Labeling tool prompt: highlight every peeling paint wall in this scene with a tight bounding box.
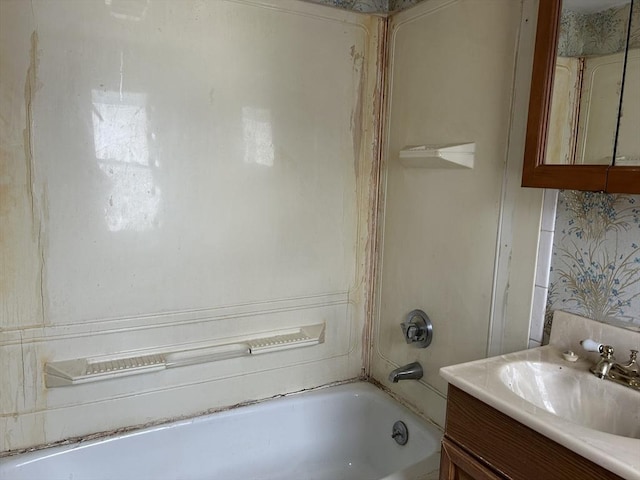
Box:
[0,0,380,452]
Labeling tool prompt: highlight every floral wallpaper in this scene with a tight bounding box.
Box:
[558,3,640,57]
[305,0,640,25]
[306,0,387,12]
[546,191,640,336]
[304,0,423,13]
[388,0,422,12]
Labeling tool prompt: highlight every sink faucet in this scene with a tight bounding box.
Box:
[388,362,423,383]
[581,339,639,390]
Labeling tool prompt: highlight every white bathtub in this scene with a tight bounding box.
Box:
[0,382,442,480]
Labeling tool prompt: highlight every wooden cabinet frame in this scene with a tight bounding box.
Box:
[440,438,503,480]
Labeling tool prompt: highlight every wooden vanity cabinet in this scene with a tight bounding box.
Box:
[440,385,622,480]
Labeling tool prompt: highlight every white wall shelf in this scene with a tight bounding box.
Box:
[399,142,475,169]
[44,323,325,388]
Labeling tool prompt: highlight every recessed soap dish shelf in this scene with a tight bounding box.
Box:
[399,142,475,169]
[45,323,325,388]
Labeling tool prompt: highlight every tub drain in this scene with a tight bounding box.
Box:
[391,420,408,445]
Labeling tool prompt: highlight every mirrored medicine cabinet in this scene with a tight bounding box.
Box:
[522,0,640,193]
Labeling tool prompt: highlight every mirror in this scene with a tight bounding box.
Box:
[614,2,640,165]
[545,0,634,166]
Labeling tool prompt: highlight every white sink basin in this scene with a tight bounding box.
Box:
[499,360,640,439]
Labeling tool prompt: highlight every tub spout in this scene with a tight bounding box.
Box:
[388,362,423,383]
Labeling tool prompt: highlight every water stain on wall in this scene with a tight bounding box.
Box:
[362,17,388,375]
[350,43,366,180]
[0,28,45,330]
[23,31,39,233]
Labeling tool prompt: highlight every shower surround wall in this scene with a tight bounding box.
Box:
[2,0,549,454]
[370,0,544,426]
[0,0,380,451]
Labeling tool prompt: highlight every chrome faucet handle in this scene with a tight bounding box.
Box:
[400,310,433,349]
[406,325,420,340]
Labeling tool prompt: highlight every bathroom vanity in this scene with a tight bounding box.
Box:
[440,311,640,480]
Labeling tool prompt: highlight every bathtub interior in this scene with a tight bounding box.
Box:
[0,383,441,480]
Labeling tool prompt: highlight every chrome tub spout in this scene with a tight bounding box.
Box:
[388,362,423,383]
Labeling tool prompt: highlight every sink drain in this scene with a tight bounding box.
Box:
[391,420,409,445]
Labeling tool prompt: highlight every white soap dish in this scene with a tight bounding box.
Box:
[399,143,475,169]
[45,323,325,388]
